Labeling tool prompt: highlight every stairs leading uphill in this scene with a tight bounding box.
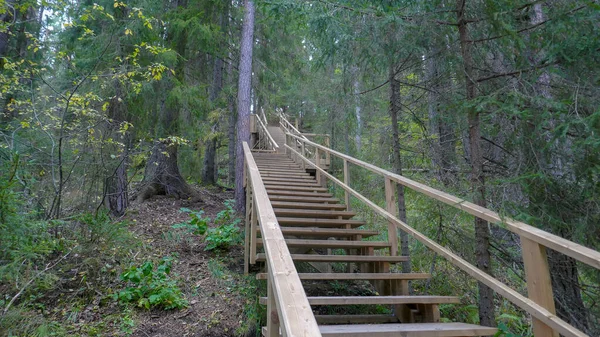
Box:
[250,151,497,337]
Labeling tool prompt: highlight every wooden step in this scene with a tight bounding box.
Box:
[259,296,460,306]
[272,227,379,238]
[276,217,365,228]
[257,164,303,169]
[267,185,329,192]
[264,181,322,187]
[273,208,356,218]
[266,190,333,197]
[258,169,309,175]
[314,314,398,325]
[257,238,390,249]
[261,176,314,181]
[318,323,498,337]
[271,201,346,210]
[256,273,430,281]
[262,323,497,337]
[256,254,409,263]
[268,195,340,203]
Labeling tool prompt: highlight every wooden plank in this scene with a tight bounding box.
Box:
[286,133,600,270]
[266,190,333,197]
[522,236,559,337]
[343,159,350,210]
[256,238,391,249]
[318,323,498,337]
[314,314,398,325]
[270,201,347,210]
[259,296,460,306]
[242,142,321,337]
[273,208,356,218]
[264,181,322,187]
[256,273,430,280]
[261,176,315,181]
[266,273,279,337]
[274,227,379,238]
[267,185,329,192]
[256,253,409,263]
[268,196,340,203]
[385,177,398,256]
[285,142,588,337]
[276,217,365,228]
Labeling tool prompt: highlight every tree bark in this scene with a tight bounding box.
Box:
[234,0,255,211]
[456,0,495,327]
[389,62,411,275]
[426,50,456,186]
[136,140,193,203]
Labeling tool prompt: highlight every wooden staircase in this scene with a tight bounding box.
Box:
[250,151,497,337]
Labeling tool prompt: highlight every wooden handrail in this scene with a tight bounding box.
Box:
[287,134,600,269]
[243,142,320,337]
[285,134,597,337]
[255,115,279,151]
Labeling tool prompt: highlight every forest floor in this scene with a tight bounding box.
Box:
[0,186,263,337]
[124,188,258,337]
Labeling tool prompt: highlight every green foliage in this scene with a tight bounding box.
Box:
[205,200,242,251]
[115,256,187,310]
[173,208,209,235]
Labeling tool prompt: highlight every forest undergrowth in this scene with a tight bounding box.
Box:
[0,186,264,337]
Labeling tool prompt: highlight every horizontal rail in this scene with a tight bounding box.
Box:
[287,134,600,269]
[285,138,593,337]
[243,142,320,336]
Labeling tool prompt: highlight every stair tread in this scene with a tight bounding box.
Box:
[259,296,460,306]
[266,190,334,197]
[276,217,365,228]
[273,227,379,237]
[268,196,340,203]
[256,273,430,280]
[256,253,409,262]
[314,314,398,324]
[273,208,356,218]
[256,238,391,249]
[318,323,498,336]
[271,201,346,210]
[264,181,322,187]
[267,185,329,192]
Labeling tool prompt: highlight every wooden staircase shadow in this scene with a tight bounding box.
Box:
[250,152,497,337]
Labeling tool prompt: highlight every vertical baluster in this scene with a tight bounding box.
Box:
[266,271,280,337]
[301,142,306,170]
[343,159,350,211]
[521,236,559,337]
[385,177,398,256]
[250,198,258,264]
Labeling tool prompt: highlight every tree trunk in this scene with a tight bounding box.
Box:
[351,65,362,152]
[389,62,411,274]
[456,0,495,327]
[234,0,255,211]
[136,140,193,203]
[426,50,456,186]
[228,55,236,186]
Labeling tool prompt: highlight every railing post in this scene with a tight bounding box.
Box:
[244,172,250,275]
[385,177,399,256]
[325,136,331,166]
[301,142,306,170]
[521,236,559,337]
[250,198,258,264]
[343,159,350,210]
[266,272,280,337]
